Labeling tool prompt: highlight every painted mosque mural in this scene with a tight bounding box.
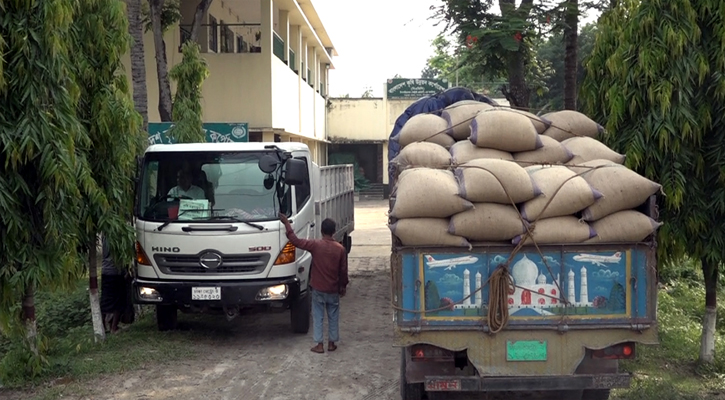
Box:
[422,251,628,318]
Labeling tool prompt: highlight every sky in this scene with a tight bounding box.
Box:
[311,0,601,98]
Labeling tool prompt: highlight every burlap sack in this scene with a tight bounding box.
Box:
[512,216,596,245]
[390,168,473,218]
[390,218,472,248]
[567,158,619,175]
[584,211,663,243]
[449,203,528,242]
[393,142,452,170]
[455,159,542,204]
[520,166,603,221]
[442,102,494,140]
[562,137,626,164]
[541,110,604,141]
[513,134,574,167]
[469,110,543,152]
[500,109,551,134]
[394,114,456,148]
[450,140,514,165]
[579,164,662,221]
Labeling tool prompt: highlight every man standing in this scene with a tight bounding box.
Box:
[279,213,349,353]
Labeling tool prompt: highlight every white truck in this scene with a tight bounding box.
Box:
[131,142,355,332]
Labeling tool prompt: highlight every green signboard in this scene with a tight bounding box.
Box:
[506,340,548,361]
[147,122,249,145]
[386,78,449,99]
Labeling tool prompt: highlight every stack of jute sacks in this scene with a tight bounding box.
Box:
[388,100,663,248]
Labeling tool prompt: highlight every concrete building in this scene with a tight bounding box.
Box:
[122,0,337,165]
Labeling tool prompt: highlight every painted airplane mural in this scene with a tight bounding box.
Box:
[573,252,622,267]
[424,255,479,271]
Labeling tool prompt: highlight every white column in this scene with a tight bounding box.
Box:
[463,269,471,306]
[580,266,588,305]
[567,269,576,304]
[475,271,482,306]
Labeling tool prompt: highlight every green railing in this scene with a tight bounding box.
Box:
[320,83,325,96]
[273,32,285,62]
[288,49,296,71]
[307,68,312,85]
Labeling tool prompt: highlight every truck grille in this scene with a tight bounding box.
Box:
[154,253,271,275]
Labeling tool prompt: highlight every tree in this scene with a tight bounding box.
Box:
[581,0,725,363]
[361,86,374,98]
[1,0,87,358]
[420,34,480,88]
[168,42,209,143]
[70,0,145,342]
[127,0,149,133]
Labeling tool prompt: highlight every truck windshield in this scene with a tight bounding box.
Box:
[136,151,292,222]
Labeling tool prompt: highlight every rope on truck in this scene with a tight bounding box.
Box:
[389,109,617,334]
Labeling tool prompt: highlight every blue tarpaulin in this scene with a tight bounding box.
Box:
[387,86,496,182]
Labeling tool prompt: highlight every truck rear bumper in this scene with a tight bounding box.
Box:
[424,373,631,392]
[133,277,302,307]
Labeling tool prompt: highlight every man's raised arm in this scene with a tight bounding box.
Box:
[279,213,315,252]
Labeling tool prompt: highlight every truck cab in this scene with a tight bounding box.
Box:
[132,142,354,332]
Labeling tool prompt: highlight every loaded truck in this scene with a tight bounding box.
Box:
[388,88,660,400]
[132,142,354,332]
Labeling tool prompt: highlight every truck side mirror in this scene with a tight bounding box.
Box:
[283,158,307,186]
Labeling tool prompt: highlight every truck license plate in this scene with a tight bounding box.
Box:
[506,340,547,361]
[425,379,461,391]
[192,287,221,300]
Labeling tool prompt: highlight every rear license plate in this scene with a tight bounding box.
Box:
[191,287,221,300]
[425,379,461,391]
[506,340,547,361]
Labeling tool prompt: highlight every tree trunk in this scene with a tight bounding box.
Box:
[563,0,579,110]
[127,0,149,132]
[89,236,106,342]
[149,0,173,121]
[189,0,213,43]
[22,283,38,356]
[504,50,530,110]
[700,258,718,363]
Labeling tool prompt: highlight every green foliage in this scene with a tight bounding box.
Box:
[581,0,725,265]
[141,0,181,33]
[168,41,209,143]
[35,284,92,339]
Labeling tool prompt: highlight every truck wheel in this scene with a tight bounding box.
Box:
[290,292,311,334]
[400,349,425,400]
[343,234,352,254]
[156,305,177,331]
[583,389,610,400]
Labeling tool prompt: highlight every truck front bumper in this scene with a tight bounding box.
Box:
[424,373,631,392]
[132,277,302,307]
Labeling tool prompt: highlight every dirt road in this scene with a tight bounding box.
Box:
[34,201,399,400]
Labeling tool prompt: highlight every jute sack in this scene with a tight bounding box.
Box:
[567,158,618,175]
[520,166,603,221]
[513,134,574,166]
[449,203,529,242]
[541,110,604,141]
[394,114,456,148]
[393,142,452,169]
[562,137,626,164]
[579,164,662,221]
[455,159,542,204]
[390,168,473,218]
[470,110,543,152]
[584,211,663,243]
[442,102,494,140]
[500,109,551,134]
[450,140,513,165]
[512,216,596,245]
[390,218,472,248]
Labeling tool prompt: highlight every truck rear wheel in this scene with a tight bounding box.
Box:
[583,389,610,400]
[400,348,425,400]
[290,291,311,334]
[156,304,177,331]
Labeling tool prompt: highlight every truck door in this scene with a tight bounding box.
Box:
[292,156,314,290]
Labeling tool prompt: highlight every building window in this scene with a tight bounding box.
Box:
[236,36,248,53]
[208,15,218,52]
[219,22,234,53]
[179,26,191,52]
[273,32,285,62]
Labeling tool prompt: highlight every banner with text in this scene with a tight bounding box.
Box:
[147,122,249,146]
[386,78,449,99]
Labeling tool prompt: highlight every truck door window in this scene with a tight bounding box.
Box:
[294,157,311,211]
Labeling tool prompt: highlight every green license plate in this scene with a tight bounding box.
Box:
[506,340,547,361]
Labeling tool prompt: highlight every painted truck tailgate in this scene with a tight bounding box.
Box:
[394,245,656,329]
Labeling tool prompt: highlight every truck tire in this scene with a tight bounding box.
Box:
[290,291,311,334]
[582,389,610,400]
[343,234,352,254]
[156,304,177,331]
[400,348,425,400]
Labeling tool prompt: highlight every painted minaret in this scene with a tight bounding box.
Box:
[567,269,576,304]
[463,269,471,306]
[580,266,589,305]
[475,271,482,306]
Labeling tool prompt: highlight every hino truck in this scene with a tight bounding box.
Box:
[132,142,355,332]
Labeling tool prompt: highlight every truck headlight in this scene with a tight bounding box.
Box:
[139,287,162,301]
[256,284,288,300]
